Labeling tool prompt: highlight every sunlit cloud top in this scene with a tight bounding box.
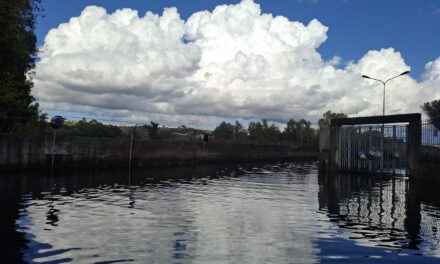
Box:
[33,0,440,127]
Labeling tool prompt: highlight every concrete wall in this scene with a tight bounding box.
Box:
[418,145,440,181]
[0,134,318,171]
[319,127,330,152]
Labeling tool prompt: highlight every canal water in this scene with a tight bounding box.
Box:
[1,161,440,263]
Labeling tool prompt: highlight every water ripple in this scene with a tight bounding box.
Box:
[1,162,438,263]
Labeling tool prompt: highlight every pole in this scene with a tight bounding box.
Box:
[381,81,385,173]
[362,71,410,174]
[51,130,56,172]
[383,82,386,116]
[361,70,410,117]
[129,126,135,170]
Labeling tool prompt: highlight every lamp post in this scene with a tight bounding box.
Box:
[361,70,410,174]
[361,70,410,116]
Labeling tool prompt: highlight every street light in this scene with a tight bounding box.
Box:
[362,70,410,116]
[361,70,410,174]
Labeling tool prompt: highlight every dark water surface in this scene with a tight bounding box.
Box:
[1,162,440,263]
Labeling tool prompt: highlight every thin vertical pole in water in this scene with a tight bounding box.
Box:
[129,126,135,171]
[51,130,56,172]
[128,127,135,186]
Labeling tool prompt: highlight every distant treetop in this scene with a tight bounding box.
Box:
[422,100,440,130]
[318,111,348,128]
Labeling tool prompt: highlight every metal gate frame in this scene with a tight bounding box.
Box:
[337,124,408,175]
[328,114,421,177]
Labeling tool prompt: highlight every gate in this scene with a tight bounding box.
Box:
[327,114,421,177]
[337,124,408,175]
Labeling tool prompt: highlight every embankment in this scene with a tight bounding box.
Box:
[0,134,318,171]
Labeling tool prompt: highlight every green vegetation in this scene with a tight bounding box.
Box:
[283,119,315,144]
[213,121,235,140]
[318,111,348,128]
[248,119,281,142]
[57,119,125,138]
[422,100,440,129]
[0,0,43,132]
[212,118,318,145]
[212,120,247,141]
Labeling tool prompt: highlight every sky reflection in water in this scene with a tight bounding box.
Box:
[1,162,440,263]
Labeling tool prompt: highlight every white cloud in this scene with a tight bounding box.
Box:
[33,0,440,127]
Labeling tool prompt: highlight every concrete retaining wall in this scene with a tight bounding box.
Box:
[0,134,318,171]
[418,145,440,181]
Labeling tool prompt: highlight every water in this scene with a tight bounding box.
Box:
[1,162,440,263]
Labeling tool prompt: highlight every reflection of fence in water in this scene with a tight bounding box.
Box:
[339,179,407,232]
[335,177,410,248]
[338,124,408,175]
[322,174,440,252]
[420,204,440,257]
[338,178,440,253]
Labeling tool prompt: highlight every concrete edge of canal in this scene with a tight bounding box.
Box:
[0,134,319,172]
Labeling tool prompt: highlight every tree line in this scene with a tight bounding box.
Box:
[0,0,43,132]
[212,111,349,145]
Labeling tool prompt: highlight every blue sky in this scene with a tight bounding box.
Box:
[36,0,440,79]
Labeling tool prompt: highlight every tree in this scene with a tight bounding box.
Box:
[422,100,440,130]
[233,120,247,141]
[283,118,317,145]
[146,121,160,139]
[0,0,43,131]
[58,119,124,138]
[248,121,264,141]
[283,119,298,142]
[248,119,281,142]
[265,123,281,142]
[318,111,348,128]
[213,121,234,140]
[297,119,316,144]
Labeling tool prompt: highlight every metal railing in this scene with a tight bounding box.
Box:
[422,120,440,146]
[337,124,408,175]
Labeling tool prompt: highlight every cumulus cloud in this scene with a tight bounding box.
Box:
[33,0,440,127]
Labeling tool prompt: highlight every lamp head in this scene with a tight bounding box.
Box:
[400,70,410,76]
[361,75,371,79]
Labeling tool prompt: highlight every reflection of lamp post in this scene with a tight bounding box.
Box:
[362,70,410,116]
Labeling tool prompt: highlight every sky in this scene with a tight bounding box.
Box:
[33,0,440,128]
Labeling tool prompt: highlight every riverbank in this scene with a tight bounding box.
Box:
[0,134,318,172]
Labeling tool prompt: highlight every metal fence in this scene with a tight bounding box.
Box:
[422,120,440,146]
[337,124,408,175]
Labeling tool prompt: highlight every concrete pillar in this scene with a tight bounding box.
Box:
[329,126,339,173]
[408,115,421,178]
